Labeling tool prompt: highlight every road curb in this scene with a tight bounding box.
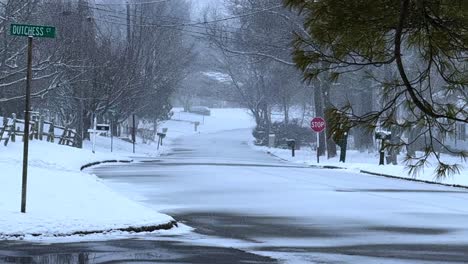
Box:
[80,159,133,171]
[0,220,178,240]
[359,169,468,190]
[266,151,343,170]
[266,151,468,190]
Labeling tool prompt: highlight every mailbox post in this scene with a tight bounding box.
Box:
[375,131,392,165]
[157,132,166,150]
[96,123,110,152]
[87,122,110,154]
[286,139,296,157]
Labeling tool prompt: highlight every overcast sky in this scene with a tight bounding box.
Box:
[190,0,221,10]
[94,0,225,20]
[189,0,225,18]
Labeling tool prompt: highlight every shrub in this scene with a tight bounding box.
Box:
[253,119,315,148]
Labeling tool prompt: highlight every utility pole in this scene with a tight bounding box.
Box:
[110,114,114,153]
[132,114,136,154]
[126,0,131,47]
[92,113,97,154]
[76,0,85,148]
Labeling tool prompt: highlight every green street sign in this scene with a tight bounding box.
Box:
[10,24,56,38]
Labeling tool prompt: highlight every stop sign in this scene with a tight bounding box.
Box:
[311,117,326,133]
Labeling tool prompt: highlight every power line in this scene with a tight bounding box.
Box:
[86,3,291,49]
[39,1,292,52]
[95,0,171,6]
[92,15,291,51]
[88,3,283,28]
[84,1,295,36]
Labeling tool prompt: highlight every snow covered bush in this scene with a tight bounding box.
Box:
[253,119,314,148]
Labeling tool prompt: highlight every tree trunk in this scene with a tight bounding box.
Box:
[323,85,337,158]
[339,132,349,162]
[283,98,289,124]
[353,89,374,152]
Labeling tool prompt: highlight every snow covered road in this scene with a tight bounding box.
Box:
[2,127,468,263]
[90,128,468,263]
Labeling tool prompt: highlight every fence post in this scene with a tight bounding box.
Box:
[48,119,55,143]
[29,121,35,141]
[59,126,68,145]
[72,131,78,147]
[11,113,16,142]
[0,117,8,143]
[38,115,44,140]
[67,129,73,146]
[33,116,39,140]
[65,129,69,145]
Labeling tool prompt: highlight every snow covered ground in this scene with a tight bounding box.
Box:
[0,137,177,239]
[169,107,466,187]
[253,145,468,187]
[259,107,468,186]
[165,108,253,135]
[1,107,465,242]
[0,108,253,240]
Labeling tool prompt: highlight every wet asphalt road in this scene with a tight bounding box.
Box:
[2,129,468,263]
[0,239,277,264]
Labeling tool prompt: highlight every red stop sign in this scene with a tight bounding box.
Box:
[311,117,326,132]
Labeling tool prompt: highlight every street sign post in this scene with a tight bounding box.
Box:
[10,23,56,214]
[311,117,326,164]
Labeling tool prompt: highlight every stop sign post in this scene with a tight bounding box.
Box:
[311,117,326,163]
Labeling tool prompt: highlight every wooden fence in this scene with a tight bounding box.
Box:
[0,113,77,147]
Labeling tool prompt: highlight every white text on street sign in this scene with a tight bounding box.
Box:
[311,117,326,133]
[10,24,56,38]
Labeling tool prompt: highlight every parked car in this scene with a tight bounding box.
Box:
[189,106,211,116]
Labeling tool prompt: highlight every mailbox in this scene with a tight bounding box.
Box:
[375,131,391,141]
[156,132,166,150]
[375,131,392,165]
[96,124,110,131]
[286,139,296,148]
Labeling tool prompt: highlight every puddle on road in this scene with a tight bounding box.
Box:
[1,251,181,264]
[169,211,343,241]
[367,226,453,235]
[170,148,194,152]
[0,239,277,264]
